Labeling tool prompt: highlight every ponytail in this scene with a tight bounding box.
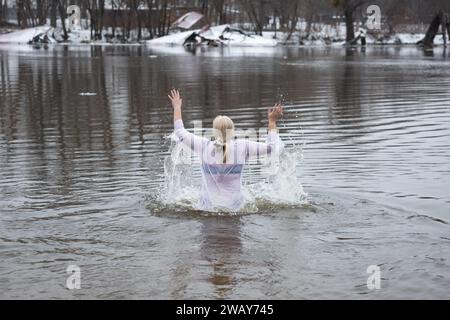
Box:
[222,144,227,164]
[212,115,234,165]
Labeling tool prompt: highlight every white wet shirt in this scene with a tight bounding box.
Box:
[174,119,283,211]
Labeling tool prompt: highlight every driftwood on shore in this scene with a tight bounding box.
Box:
[417,11,450,48]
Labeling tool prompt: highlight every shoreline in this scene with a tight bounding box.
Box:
[0,42,445,49]
[0,25,440,49]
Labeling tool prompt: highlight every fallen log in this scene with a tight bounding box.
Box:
[417,11,449,48]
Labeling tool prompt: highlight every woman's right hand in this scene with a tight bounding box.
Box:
[268,103,283,131]
[168,89,182,110]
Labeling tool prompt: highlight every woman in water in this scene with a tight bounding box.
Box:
[168,89,284,211]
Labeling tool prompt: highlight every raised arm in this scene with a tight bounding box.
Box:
[168,89,208,154]
[245,103,284,158]
[268,103,283,132]
[168,89,183,122]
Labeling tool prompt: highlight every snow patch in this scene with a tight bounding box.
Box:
[0,26,54,43]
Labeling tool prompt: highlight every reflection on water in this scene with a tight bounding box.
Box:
[1,45,450,299]
[199,217,242,298]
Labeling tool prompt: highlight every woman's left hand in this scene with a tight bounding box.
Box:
[168,89,182,109]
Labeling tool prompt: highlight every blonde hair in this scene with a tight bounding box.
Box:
[213,115,234,163]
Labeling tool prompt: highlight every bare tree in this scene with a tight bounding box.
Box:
[213,0,226,25]
[239,0,269,35]
[145,0,154,38]
[111,0,127,39]
[276,0,301,41]
[57,0,69,40]
[331,0,367,41]
[16,0,31,28]
[50,0,58,27]
[158,0,170,37]
[128,0,143,41]
[0,0,8,26]
[201,0,208,15]
[110,0,118,38]
[85,0,106,40]
[36,0,52,26]
[418,11,450,48]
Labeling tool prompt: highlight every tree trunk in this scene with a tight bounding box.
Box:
[419,13,443,48]
[157,1,162,36]
[136,9,142,41]
[305,14,313,38]
[249,3,263,35]
[146,0,153,39]
[17,0,28,28]
[25,0,36,27]
[87,9,94,39]
[201,0,208,15]
[57,0,68,41]
[98,1,105,40]
[111,2,116,37]
[159,0,168,36]
[126,15,131,40]
[36,0,44,25]
[0,0,5,25]
[447,23,450,47]
[441,12,448,47]
[239,0,263,36]
[50,0,57,27]
[216,0,225,25]
[285,1,299,41]
[257,1,264,35]
[88,1,105,41]
[153,0,159,37]
[344,8,355,42]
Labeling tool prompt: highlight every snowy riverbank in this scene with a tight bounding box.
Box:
[263,30,443,46]
[0,24,445,47]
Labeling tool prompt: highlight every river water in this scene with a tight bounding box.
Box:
[0,44,449,299]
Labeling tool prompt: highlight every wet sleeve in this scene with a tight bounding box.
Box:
[174,119,208,155]
[245,130,283,159]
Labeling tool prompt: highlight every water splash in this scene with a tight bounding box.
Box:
[242,144,308,212]
[146,127,308,216]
